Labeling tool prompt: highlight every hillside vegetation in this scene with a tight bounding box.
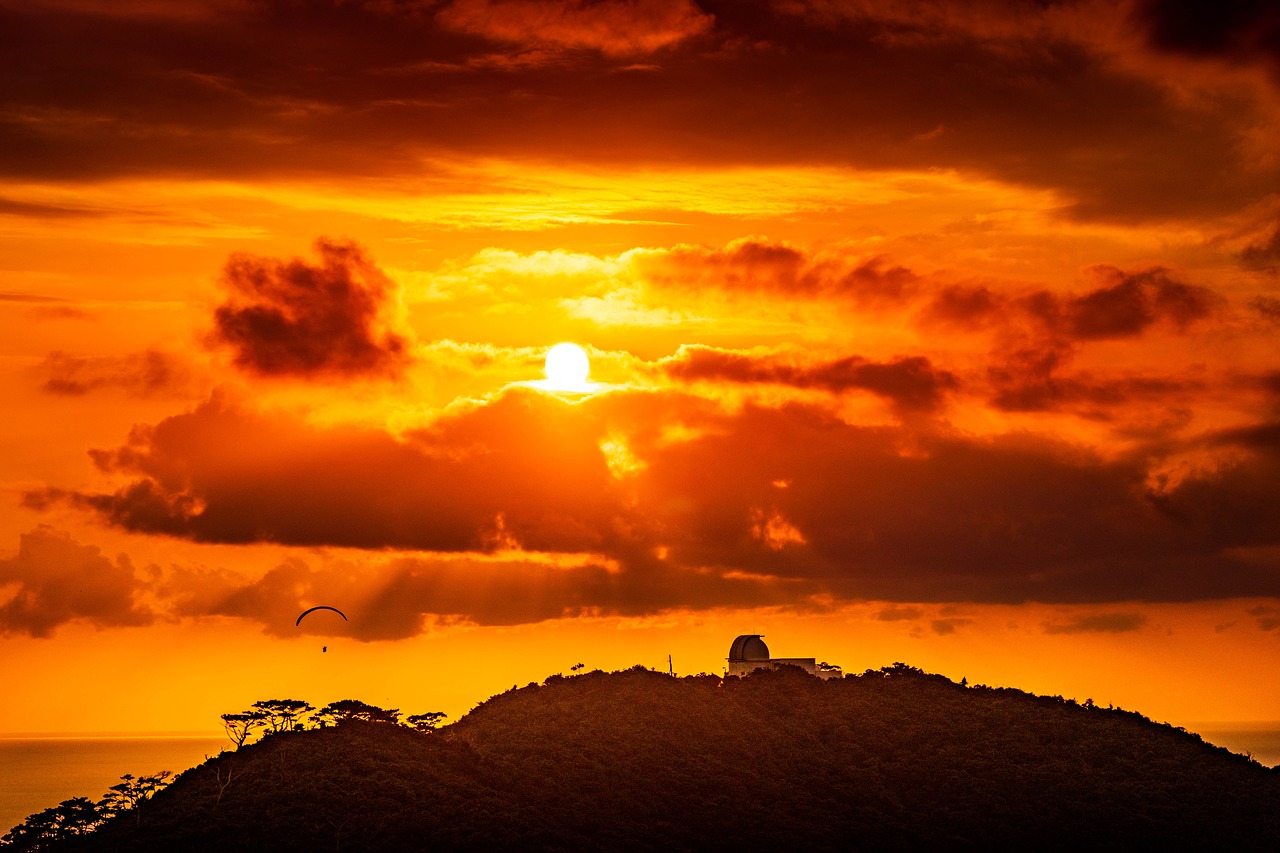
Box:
[58,665,1280,851]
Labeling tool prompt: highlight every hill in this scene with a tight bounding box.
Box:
[60,665,1280,851]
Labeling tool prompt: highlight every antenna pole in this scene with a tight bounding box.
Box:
[668,654,673,677]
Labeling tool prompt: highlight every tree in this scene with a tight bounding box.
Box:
[1,797,103,851]
[251,698,314,734]
[406,711,448,733]
[315,699,400,726]
[221,710,267,748]
[98,772,171,828]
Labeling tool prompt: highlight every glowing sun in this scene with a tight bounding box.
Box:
[544,342,591,391]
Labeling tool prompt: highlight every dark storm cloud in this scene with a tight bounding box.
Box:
[662,346,958,413]
[0,526,153,638]
[25,384,1280,621]
[1,0,1276,222]
[1132,0,1280,70]
[209,238,411,379]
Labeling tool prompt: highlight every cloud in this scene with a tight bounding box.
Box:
[208,238,412,379]
[661,345,958,413]
[3,0,1272,223]
[51,387,626,552]
[635,238,921,306]
[1055,266,1219,340]
[1240,225,1280,273]
[0,196,105,218]
[1248,605,1280,631]
[27,384,1280,615]
[162,548,814,641]
[435,0,713,56]
[1252,296,1280,321]
[1132,0,1280,73]
[924,266,1220,414]
[987,352,1200,416]
[930,617,970,635]
[1042,612,1148,634]
[874,605,922,622]
[37,349,194,397]
[0,292,71,303]
[0,526,153,638]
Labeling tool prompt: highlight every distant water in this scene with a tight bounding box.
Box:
[1189,723,1280,769]
[0,734,225,835]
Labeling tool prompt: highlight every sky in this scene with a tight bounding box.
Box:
[1,0,1278,733]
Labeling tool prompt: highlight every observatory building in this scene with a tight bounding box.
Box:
[727,634,843,680]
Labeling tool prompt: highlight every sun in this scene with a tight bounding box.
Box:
[544,342,591,392]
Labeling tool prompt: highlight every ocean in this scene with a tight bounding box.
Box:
[0,734,225,835]
[1189,723,1280,770]
[2,726,1277,835]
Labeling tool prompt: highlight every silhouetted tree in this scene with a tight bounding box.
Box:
[316,699,400,726]
[221,710,266,748]
[252,698,314,733]
[406,711,448,733]
[98,771,171,828]
[1,796,102,850]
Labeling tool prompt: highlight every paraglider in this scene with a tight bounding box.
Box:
[295,605,347,626]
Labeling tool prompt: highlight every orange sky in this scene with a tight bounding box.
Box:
[1,0,1279,733]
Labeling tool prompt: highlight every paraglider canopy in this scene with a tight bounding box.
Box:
[296,605,348,626]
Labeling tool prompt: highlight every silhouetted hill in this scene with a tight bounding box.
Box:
[71,665,1280,851]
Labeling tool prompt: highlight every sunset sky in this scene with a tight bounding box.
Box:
[2,0,1279,734]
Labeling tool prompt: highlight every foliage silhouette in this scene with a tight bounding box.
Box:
[315,699,400,726]
[219,711,265,749]
[97,773,172,828]
[249,699,313,734]
[0,797,102,851]
[406,712,448,733]
[15,666,1280,851]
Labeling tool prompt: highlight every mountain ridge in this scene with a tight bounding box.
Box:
[57,664,1280,851]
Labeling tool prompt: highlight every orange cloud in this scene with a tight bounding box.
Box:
[0,526,153,638]
[37,349,194,397]
[1043,612,1148,634]
[4,0,1275,225]
[635,238,921,307]
[25,384,1280,624]
[435,0,713,56]
[662,346,958,413]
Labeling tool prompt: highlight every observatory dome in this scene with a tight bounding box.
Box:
[728,634,770,661]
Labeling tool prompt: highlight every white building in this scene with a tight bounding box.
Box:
[726,634,842,680]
